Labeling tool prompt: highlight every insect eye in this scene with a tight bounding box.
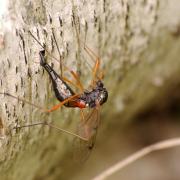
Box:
[100,93,104,99]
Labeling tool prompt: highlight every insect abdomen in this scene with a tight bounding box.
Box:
[39,51,75,102]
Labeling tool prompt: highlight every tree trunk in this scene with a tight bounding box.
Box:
[0,0,180,179]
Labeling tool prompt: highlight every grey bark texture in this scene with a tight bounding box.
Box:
[0,0,180,179]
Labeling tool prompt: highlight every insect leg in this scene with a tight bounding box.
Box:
[51,28,63,76]
[46,94,80,113]
[0,88,82,115]
[71,14,103,85]
[0,92,79,113]
[69,70,84,92]
[80,109,85,122]
[50,29,84,92]
[0,92,46,111]
[29,31,85,92]
[15,121,88,141]
[40,49,84,93]
[28,31,84,92]
[28,30,60,64]
[83,45,102,86]
[62,76,83,92]
[58,65,85,93]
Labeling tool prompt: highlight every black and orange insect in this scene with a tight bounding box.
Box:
[0,28,108,159]
[39,47,108,156]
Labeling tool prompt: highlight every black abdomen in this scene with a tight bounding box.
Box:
[39,51,75,103]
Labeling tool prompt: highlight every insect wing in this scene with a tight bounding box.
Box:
[73,107,100,162]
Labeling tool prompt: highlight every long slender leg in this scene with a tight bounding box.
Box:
[46,94,80,113]
[80,109,85,123]
[83,44,106,84]
[39,50,84,99]
[69,70,84,92]
[62,77,81,90]
[83,45,101,86]
[1,55,82,113]
[62,76,88,93]
[0,92,46,111]
[80,18,104,82]
[51,28,84,92]
[29,30,60,64]
[61,63,84,92]
[0,92,80,113]
[15,121,88,141]
[71,14,103,85]
[29,31,85,92]
[60,65,84,92]
[51,29,84,91]
[51,28,63,76]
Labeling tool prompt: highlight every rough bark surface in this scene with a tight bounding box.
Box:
[0,0,180,179]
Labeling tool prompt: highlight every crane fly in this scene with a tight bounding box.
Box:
[0,28,108,160]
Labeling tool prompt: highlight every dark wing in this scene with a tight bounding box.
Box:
[73,107,100,162]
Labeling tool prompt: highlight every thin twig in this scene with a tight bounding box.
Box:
[93,137,180,180]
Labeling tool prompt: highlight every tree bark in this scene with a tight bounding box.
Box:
[0,0,180,179]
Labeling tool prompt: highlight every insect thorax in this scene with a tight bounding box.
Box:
[80,81,108,108]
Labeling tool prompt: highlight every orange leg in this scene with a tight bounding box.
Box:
[62,77,81,90]
[0,92,80,113]
[30,31,84,90]
[29,31,85,93]
[73,21,103,84]
[70,70,84,92]
[62,64,84,92]
[74,21,104,84]
[46,94,80,113]
[50,28,84,91]
[61,70,84,93]
[83,44,103,86]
